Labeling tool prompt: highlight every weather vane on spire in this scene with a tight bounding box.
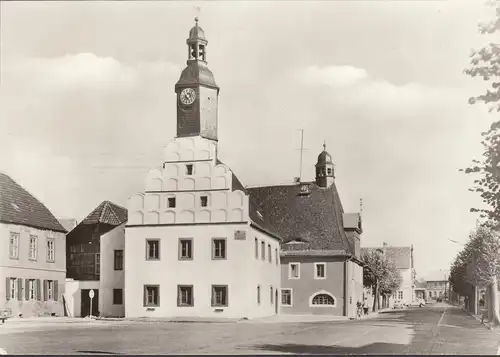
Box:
[360,198,364,215]
[323,140,326,151]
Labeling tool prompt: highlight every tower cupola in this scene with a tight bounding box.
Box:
[315,142,335,188]
[174,18,220,141]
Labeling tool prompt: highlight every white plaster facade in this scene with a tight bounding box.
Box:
[63,224,125,318]
[0,223,66,317]
[391,268,414,306]
[125,137,281,318]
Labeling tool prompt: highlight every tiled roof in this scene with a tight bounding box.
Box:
[79,201,128,227]
[361,246,412,269]
[0,172,66,233]
[247,182,353,255]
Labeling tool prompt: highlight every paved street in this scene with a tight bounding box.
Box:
[1,304,499,355]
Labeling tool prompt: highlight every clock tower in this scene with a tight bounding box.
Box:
[175,18,220,141]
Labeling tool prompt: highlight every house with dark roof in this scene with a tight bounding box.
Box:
[0,172,67,317]
[64,200,127,317]
[361,243,416,307]
[247,145,364,318]
[123,20,281,319]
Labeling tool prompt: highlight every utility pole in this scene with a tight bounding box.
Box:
[295,129,307,183]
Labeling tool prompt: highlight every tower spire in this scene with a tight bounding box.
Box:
[315,142,335,188]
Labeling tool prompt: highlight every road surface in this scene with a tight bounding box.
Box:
[0,304,498,354]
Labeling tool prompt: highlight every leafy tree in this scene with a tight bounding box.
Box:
[462,1,500,221]
[450,225,500,325]
[362,249,402,312]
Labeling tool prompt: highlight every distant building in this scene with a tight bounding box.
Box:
[247,147,364,318]
[64,201,127,317]
[361,244,416,306]
[124,19,280,319]
[424,269,449,300]
[0,172,67,317]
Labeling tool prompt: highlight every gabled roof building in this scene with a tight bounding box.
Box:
[0,172,67,317]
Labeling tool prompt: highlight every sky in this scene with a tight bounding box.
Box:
[0,0,497,278]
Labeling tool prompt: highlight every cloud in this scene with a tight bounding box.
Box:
[298,65,369,87]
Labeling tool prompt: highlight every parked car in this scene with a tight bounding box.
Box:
[407,299,426,307]
[436,297,443,302]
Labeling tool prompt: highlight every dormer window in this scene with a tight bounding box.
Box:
[186,164,193,175]
[200,196,208,207]
[167,197,176,208]
[299,184,311,196]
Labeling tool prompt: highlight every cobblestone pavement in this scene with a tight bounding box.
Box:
[0,305,499,354]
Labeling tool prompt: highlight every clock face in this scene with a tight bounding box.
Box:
[180,88,196,105]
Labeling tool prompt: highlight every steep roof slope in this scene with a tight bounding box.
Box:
[78,200,128,227]
[0,172,66,233]
[247,182,353,255]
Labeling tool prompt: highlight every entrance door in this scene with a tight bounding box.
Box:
[81,289,99,317]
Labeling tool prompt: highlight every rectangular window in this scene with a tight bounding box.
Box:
[211,285,228,307]
[261,241,265,260]
[9,232,19,259]
[255,238,259,259]
[9,278,17,300]
[275,248,279,265]
[144,285,160,307]
[200,196,208,207]
[177,285,194,307]
[113,289,123,305]
[289,263,300,279]
[257,285,261,305]
[212,239,226,259]
[314,263,326,279]
[95,253,100,275]
[46,238,55,262]
[398,291,403,300]
[270,286,274,304]
[281,289,292,306]
[114,250,124,270]
[268,244,272,263]
[28,279,36,300]
[167,197,176,208]
[46,280,54,300]
[179,239,193,260]
[29,236,38,260]
[146,239,160,260]
[186,164,193,175]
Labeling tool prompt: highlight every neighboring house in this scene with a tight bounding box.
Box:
[361,244,416,306]
[425,269,449,300]
[414,279,426,300]
[64,201,127,318]
[124,20,281,319]
[247,146,364,318]
[0,172,67,317]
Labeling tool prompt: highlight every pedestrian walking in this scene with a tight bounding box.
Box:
[363,300,369,315]
[356,301,363,319]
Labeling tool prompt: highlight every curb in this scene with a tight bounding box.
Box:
[463,308,494,330]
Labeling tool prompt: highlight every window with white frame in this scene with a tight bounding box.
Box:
[46,238,55,262]
[9,278,17,300]
[212,239,226,259]
[146,239,160,260]
[211,285,228,307]
[177,285,193,307]
[289,263,300,279]
[311,293,335,306]
[398,291,403,300]
[268,244,272,263]
[46,280,54,300]
[28,279,36,300]
[281,289,292,306]
[29,236,37,260]
[144,285,160,306]
[314,263,326,279]
[179,239,193,260]
[9,233,19,259]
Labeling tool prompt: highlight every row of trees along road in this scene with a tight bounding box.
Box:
[456,0,500,327]
[362,249,403,312]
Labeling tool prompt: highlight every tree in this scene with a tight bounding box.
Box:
[450,225,500,326]
[462,1,500,221]
[379,260,403,309]
[467,225,500,325]
[362,249,402,312]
